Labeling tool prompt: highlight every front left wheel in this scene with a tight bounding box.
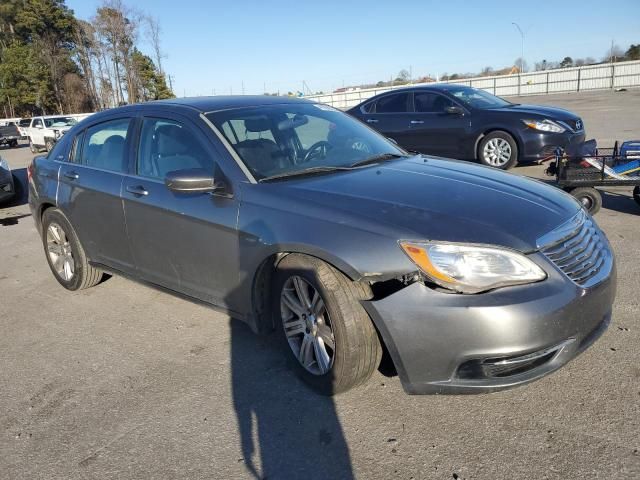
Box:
[274,254,382,395]
[478,131,518,169]
[41,208,103,290]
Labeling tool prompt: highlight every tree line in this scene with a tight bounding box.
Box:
[0,0,174,118]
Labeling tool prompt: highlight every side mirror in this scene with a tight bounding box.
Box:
[165,168,216,193]
[445,106,464,115]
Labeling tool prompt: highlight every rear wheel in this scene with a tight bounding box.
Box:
[633,186,640,207]
[9,139,18,148]
[45,138,55,152]
[478,131,518,169]
[568,187,602,215]
[41,208,103,290]
[274,254,382,395]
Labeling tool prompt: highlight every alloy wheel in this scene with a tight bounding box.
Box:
[483,138,512,167]
[46,222,75,281]
[280,275,335,375]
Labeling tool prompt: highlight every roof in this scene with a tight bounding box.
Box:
[147,95,314,112]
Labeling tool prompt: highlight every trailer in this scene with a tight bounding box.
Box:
[544,140,640,215]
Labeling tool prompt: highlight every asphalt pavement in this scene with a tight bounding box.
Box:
[1,90,639,479]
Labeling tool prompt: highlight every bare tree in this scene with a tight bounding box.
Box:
[145,15,164,75]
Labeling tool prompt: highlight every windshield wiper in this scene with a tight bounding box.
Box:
[258,165,355,182]
[349,153,407,168]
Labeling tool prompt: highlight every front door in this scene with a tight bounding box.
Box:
[122,112,240,305]
[57,117,136,272]
[405,92,469,158]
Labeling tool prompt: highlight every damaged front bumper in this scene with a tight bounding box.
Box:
[362,253,616,395]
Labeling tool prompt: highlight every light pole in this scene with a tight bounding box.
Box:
[512,22,525,72]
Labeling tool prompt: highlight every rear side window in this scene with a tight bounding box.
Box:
[137,118,212,180]
[414,92,455,113]
[361,101,375,114]
[375,93,410,113]
[69,132,85,163]
[81,118,131,172]
[47,137,68,162]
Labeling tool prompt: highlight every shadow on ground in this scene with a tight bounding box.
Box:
[230,318,354,480]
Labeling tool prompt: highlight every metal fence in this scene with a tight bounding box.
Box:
[304,60,640,109]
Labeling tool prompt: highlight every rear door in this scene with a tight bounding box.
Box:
[122,111,240,304]
[406,91,469,158]
[357,92,413,147]
[57,116,136,273]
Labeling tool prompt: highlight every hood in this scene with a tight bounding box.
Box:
[494,104,580,121]
[277,156,581,252]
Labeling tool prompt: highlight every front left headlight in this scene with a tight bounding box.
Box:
[0,156,9,171]
[522,119,566,133]
[399,241,546,294]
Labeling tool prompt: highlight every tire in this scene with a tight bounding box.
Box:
[568,187,602,215]
[273,254,382,395]
[478,131,519,169]
[633,186,640,207]
[41,208,103,291]
[9,139,18,148]
[45,139,55,152]
[29,141,38,154]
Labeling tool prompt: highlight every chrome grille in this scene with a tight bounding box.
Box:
[537,210,612,288]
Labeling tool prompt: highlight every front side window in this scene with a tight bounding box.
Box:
[81,118,131,172]
[414,92,455,113]
[206,103,404,180]
[137,118,212,180]
[375,93,410,113]
[19,118,31,127]
[33,119,43,128]
[444,87,511,109]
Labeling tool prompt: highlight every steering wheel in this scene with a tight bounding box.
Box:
[302,141,331,163]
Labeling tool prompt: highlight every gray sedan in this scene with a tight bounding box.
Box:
[28,96,616,395]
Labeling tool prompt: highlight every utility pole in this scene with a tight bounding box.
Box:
[512,22,525,72]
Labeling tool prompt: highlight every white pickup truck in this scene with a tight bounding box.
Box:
[27,116,78,153]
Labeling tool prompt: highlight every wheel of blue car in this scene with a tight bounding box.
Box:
[633,186,640,207]
[478,131,518,169]
[41,208,104,291]
[274,254,382,395]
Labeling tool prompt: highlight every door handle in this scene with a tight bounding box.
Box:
[366,119,378,124]
[63,171,79,180]
[410,120,424,125]
[126,185,149,196]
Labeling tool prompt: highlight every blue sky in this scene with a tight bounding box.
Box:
[66,0,640,96]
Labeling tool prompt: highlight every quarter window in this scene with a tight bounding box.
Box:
[137,118,212,180]
[375,93,410,113]
[81,118,131,172]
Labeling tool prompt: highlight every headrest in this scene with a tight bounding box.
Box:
[156,124,190,156]
[244,116,271,132]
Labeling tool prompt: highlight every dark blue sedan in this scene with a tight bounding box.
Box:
[347,84,585,169]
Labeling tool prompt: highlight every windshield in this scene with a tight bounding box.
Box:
[206,103,404,181]
[444,87,511,109]
[44,117,76,128]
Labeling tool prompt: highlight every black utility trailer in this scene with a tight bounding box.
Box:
[544,141,640,215]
